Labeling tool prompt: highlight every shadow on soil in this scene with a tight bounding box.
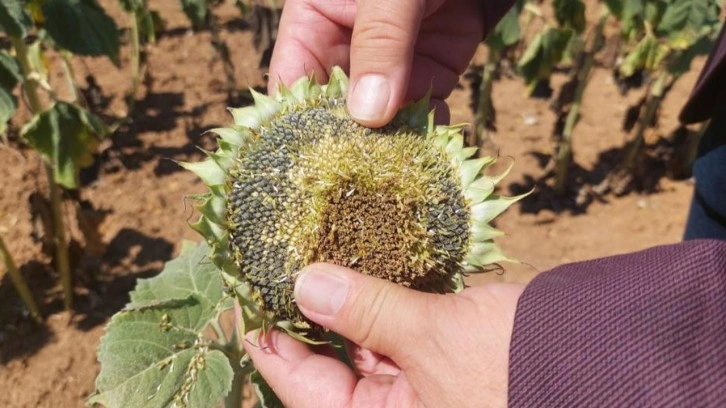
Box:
[72,228,174,331]
[0,261,54,364]
[81,85,267,186]
[80,91,218,185]
[0,228,174,363]
[507,125,697,216]
[160,16,251,39]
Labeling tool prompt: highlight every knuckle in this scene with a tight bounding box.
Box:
[352,15,414,54]
[348,283,398,348]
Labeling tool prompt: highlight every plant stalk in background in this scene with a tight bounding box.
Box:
[474,1,523,148]
[554,7,609,193]
[0,234,42,322]
[11,36,74,310]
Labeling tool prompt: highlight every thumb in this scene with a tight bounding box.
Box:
[294,263,438,360]
[347,0,428,127]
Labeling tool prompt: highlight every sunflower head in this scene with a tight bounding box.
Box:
[183,67,524,337]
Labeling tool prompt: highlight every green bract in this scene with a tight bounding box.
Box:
[184,67,523,337]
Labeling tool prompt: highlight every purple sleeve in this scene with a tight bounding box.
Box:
[679,25,726,123]
[509,239,726,407]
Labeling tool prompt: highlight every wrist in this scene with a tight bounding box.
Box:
[459,283,525,406]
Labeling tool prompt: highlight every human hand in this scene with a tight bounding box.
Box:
[267,0,488,127]
[245,263,524,407]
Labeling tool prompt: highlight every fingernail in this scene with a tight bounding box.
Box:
[294,266,349,316]
[245,329,277,355]
[245,329,268,351]
[348,74,391,123]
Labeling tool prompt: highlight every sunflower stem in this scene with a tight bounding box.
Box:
[223,318,246,408]
[224,368,246,408]
[623,70,668,172]
[211,319,228,344]
[0,234,42,322]
[209,11,237,102]
[11,35,74,310]
[127,9,142,117]
[46,163,73,310]
[10,36,42,113]
[554,8,608,194]
[475,49,500,148]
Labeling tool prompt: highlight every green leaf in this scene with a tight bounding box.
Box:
[619,35,648,77]
[0,0,32,38]
[618,35,669,77]
[553,0,586,33]
[622,0,645,24]
[137,8,164,44]
[619,0,645,37]
[485,1,522,50]
[644,0,667,27]
[27,40,50,84]
[90,298,234,408]
[0,50,21,89]
[129,241,232,313]
[561,31,583,65]
[0,89,17,138]
[667,32,719,76]
[42,0,120,65]
[603,0,623,17]
[0,51,20,137]
[21,102,103,189]
[91,242,235,408]
[234,0,250,16]
[517,27,573,91]
[646,43,670,72]
[657,0,720,45]
[180,0,207,30]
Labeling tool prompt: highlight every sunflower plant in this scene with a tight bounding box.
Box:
[0,0,115,313]
[605,0,722,194]
[90,69,523,407]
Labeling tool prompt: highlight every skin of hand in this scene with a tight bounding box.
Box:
[267,0,488,127]
[245,263,524,407]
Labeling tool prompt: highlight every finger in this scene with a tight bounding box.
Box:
[311,342,342,361]
[267,0,355,94]
[293,262,440,364]
[430,98,449,124]
[407,1,486,101]
[416,0,484,65]
[347,342,401,377]
[404,54,460,102]
[347,0,437,127]
[244,329,357,408]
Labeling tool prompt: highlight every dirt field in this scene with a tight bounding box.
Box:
[0,1,704,406]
